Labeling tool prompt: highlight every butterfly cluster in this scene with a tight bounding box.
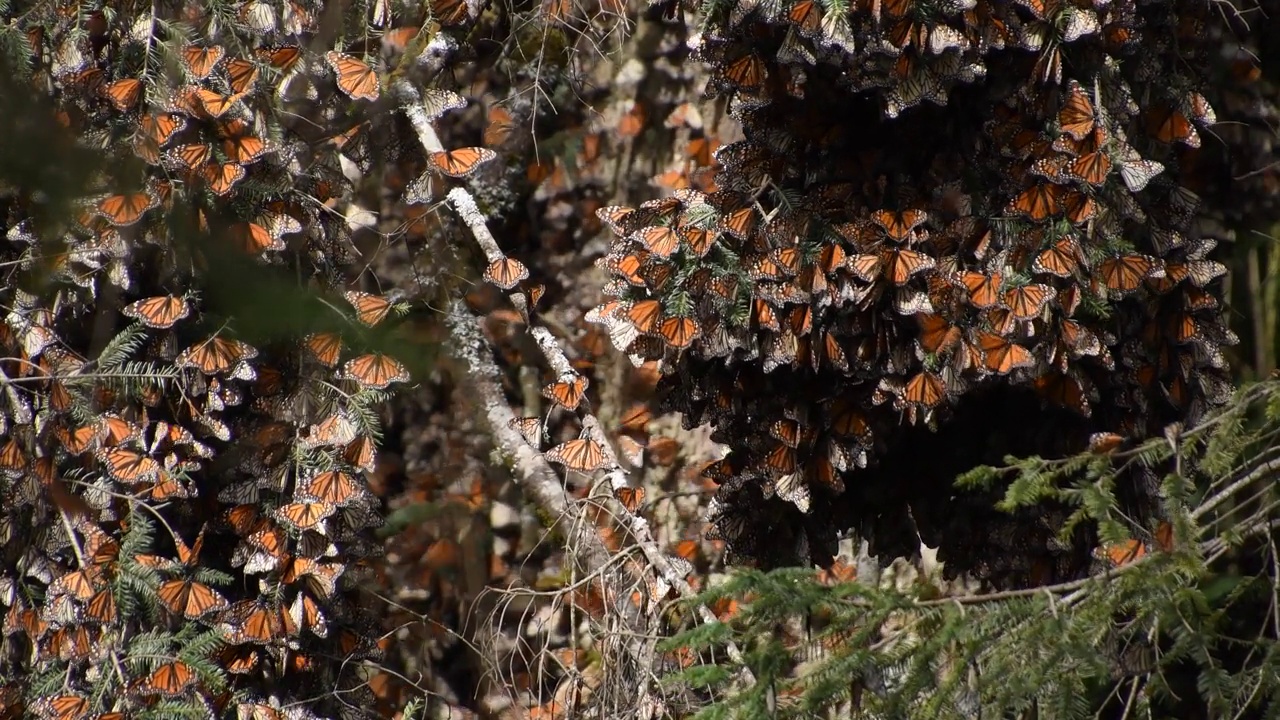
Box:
[0,0,487,716]
[589,0,1236,574]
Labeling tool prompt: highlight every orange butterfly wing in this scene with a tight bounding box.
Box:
[430,147,497,177]
[325,52,380,100]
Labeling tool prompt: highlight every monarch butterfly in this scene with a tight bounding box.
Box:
[158,578,228,619]
[1003,284,1055,320]
[432,0,472,25]
[341,352,410,389]
[975,331,1035,374]
[788,0,822,34]
[544,437,606,472]
[96,192,158,227]
[325,51,380,100]
[302,332,342,367]
[275,501,336,532]
[482,256,529,289]
[122,295,189,329]
[219,599,284,645]
[417,87,467,123]
[596,205,637,235]
[679,225,716,257]
[508,416,543,447]
[100,414,140,446]
[774,471,810,512]
[917,313,962,354]
[102,78,143,111]
[632,226,680,258]
[257,45,303,75]
[297,470,362,506]
[659,316,700,349]
[614,486,645,512]
[96,447,161,485]
[289,591,328,637]
[50,568,98,601]
[181,44,225,79]
[1058,81,1096,140]
[882,248,935,285]
[31,695,88,720]
[622,299,663,334]
[166,142,213,171]
[1087,432,1125,455]
[1146,104,1200,147]
[220,124,268,164]
[957,270,1001,308]
[619,403,652,433]
[1099,254,1157,295]
[344,291,394,326]
[1033,236,1081,277]
[1068,148,1111,186]
[133,660,198,697]
[56,423,100,455]
[872,209,928,243]
[429,147,497,177]
[1007,182,1062,220]
[138,112,186,146]
[225,57,260,95]
[903,371,945,408]
[770,418,803,448]
[542,373,588,410]
[191,86,242,117]
[718,53,766,93]
[201,161,247,196]
[1118,155,1164,193]
[176,335,258,375]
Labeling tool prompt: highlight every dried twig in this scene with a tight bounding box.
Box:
[396,76,756,699]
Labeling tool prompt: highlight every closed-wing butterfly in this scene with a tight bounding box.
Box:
[624,299,662,333]
[344,291,394,326]
[429,147,497,177]
[257,45,302,75]
[423,88,468,121]
[508,416,543,446]
[228,221,283,254]
[1058,81,1096,139]
[325,51,380,100]
[102,78,143,111]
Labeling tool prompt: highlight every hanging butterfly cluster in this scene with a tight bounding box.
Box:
[0,0,485,716]
[589,0,1236,570]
